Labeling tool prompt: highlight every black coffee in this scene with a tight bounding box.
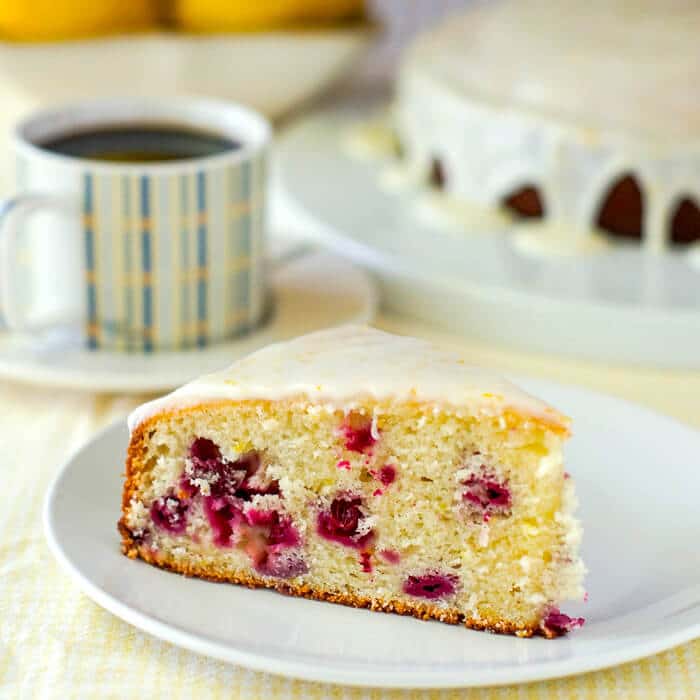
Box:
[40,124,239,163]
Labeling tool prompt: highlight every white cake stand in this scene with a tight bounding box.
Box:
[275,102,700,369]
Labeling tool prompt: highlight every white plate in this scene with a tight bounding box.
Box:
[0,250,376,392]
[274,103,700,369]
[44,378,700,688]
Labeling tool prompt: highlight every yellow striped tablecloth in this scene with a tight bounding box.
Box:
[1,315,698,699]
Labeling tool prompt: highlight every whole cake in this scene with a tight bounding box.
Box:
[395,0,700,253]
[120,326,585,637]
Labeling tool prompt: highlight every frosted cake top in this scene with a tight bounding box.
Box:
[403,0,700,140]
[129,326,568,431]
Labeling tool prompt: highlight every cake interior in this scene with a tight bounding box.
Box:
[120,398,584,637]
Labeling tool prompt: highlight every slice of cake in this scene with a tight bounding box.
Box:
[120,326,585,637]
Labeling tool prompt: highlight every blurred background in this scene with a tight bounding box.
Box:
[1,4,699,697]
[0,0,699,375]
[0,0,465,175]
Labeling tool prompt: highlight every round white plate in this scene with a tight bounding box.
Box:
[275,103,700,369]
[0,250,376,393]
[44,378,700,688]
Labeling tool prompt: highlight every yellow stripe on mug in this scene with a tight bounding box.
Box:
[0,96,270,352]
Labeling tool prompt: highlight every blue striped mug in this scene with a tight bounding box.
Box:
[0,97,270,352]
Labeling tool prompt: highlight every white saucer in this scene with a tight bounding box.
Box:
[275,102,700,369]
[44,377,700,688]
[0,250,376,393]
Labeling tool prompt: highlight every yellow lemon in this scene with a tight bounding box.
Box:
[172,0,365,32]
[0,1,158,42]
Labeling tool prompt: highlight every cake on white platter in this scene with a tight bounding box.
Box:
[120,326,585,637]
[395,0,700,255]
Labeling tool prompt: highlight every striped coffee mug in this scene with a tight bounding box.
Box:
[0,97,270,352]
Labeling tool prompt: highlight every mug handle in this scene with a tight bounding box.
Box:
[0,193,75,331]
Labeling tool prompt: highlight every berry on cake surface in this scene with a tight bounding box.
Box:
[119,325,585,637]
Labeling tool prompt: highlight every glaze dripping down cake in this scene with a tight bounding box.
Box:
[119,326,585,637]
[395,0,700,252]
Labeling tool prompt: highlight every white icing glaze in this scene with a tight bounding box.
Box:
[512,222,612,258]
[343,119,399,161]
[377,162,423,192]
[395,0,700,256]
[343,119,425,193]
[128,325,568,431]
[407,0,700,140]
[344,117,512,232]
[685,243,700,272]
[414,192,511,233]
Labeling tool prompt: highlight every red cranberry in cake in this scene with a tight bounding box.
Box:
[403,572,459,600]
[150,492,189,534]
[189,436,221,466]
[154,437,301,572]
[235,451,280,498]
[187,438,278,500]
[317,494,374,548]
[371,465,397,495]
[359,551,373,573]
[379,548,400,565]
[541,608,585,637]
[187,437,245,497]
[242,508,307,578]
[201,497,306,577]
[202,495,243,547]
[463,475,511,510]
[256,550,308,579]
[458,457,512,522]
[339,413,378,453]
[375,464,397,486]
[246,508,300,548]
[127,526,149,545]
[327,497,360,535]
